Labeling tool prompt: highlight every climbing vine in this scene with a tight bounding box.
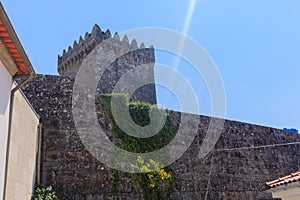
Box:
[100,94,178,199]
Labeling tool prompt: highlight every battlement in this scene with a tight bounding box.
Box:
[57,24,154,78]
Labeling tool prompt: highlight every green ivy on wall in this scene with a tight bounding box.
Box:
[100,94,179,200]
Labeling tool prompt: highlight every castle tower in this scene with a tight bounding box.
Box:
[57,24,157,104]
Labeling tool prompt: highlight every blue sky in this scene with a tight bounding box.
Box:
[2,0,300,130]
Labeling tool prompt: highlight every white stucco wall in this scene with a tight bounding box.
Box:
[5,83,39,200]
[271,185,300,200]
[0,61,12,200]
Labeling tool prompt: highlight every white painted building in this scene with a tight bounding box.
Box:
[0,3,40,200]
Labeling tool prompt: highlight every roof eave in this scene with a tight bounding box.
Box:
[0,2,36,76]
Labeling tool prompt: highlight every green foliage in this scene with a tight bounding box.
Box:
[112,170,120,198]
[130,156,175,200]
[100,94,178,153]
[31,183,60,200]
[100,94,178,199]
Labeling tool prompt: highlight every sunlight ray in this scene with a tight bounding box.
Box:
[158,0,198,109]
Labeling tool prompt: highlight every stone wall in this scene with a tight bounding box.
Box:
[21,74,300,200]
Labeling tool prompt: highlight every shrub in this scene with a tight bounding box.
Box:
[31,183,59,200]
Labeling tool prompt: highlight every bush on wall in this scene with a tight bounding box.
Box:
[31,183,60,200]
[100,94,178,199]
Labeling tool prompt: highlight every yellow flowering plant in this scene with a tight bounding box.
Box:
[130,156,175,200]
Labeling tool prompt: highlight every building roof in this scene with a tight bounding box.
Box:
[266,171,300,188]
[0,2,35,76]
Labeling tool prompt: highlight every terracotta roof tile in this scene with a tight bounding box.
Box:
[0,3,35,75]
[0,20,28,74]
[266,171,300,188]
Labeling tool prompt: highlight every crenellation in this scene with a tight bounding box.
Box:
[122,34,129,44]
[91,24,101,36]
[105,29,111,38]
[131,39,138,49]
[113,32,120,41]
[79,35,84,45]
[68,45,72,53]
[57,24,156,80]
[73,40,78,49]
[84,32,90,40]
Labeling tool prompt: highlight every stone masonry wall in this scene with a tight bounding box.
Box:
[22,74,300,200]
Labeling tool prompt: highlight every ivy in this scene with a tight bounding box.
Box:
[100,94,179,153]
[100,94,178,199]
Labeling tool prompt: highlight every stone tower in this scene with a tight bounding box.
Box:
[57,24,157,104]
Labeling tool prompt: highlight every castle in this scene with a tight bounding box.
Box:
[20,24,300,199]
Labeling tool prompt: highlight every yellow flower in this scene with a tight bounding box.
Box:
[137,156,144,165]
[148,174,154,179]
[140,165,149,172]
[150,183,155,188]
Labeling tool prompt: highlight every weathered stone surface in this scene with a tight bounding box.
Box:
[22,74,300,199]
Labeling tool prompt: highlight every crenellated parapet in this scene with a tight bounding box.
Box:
[57,24,155,78]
